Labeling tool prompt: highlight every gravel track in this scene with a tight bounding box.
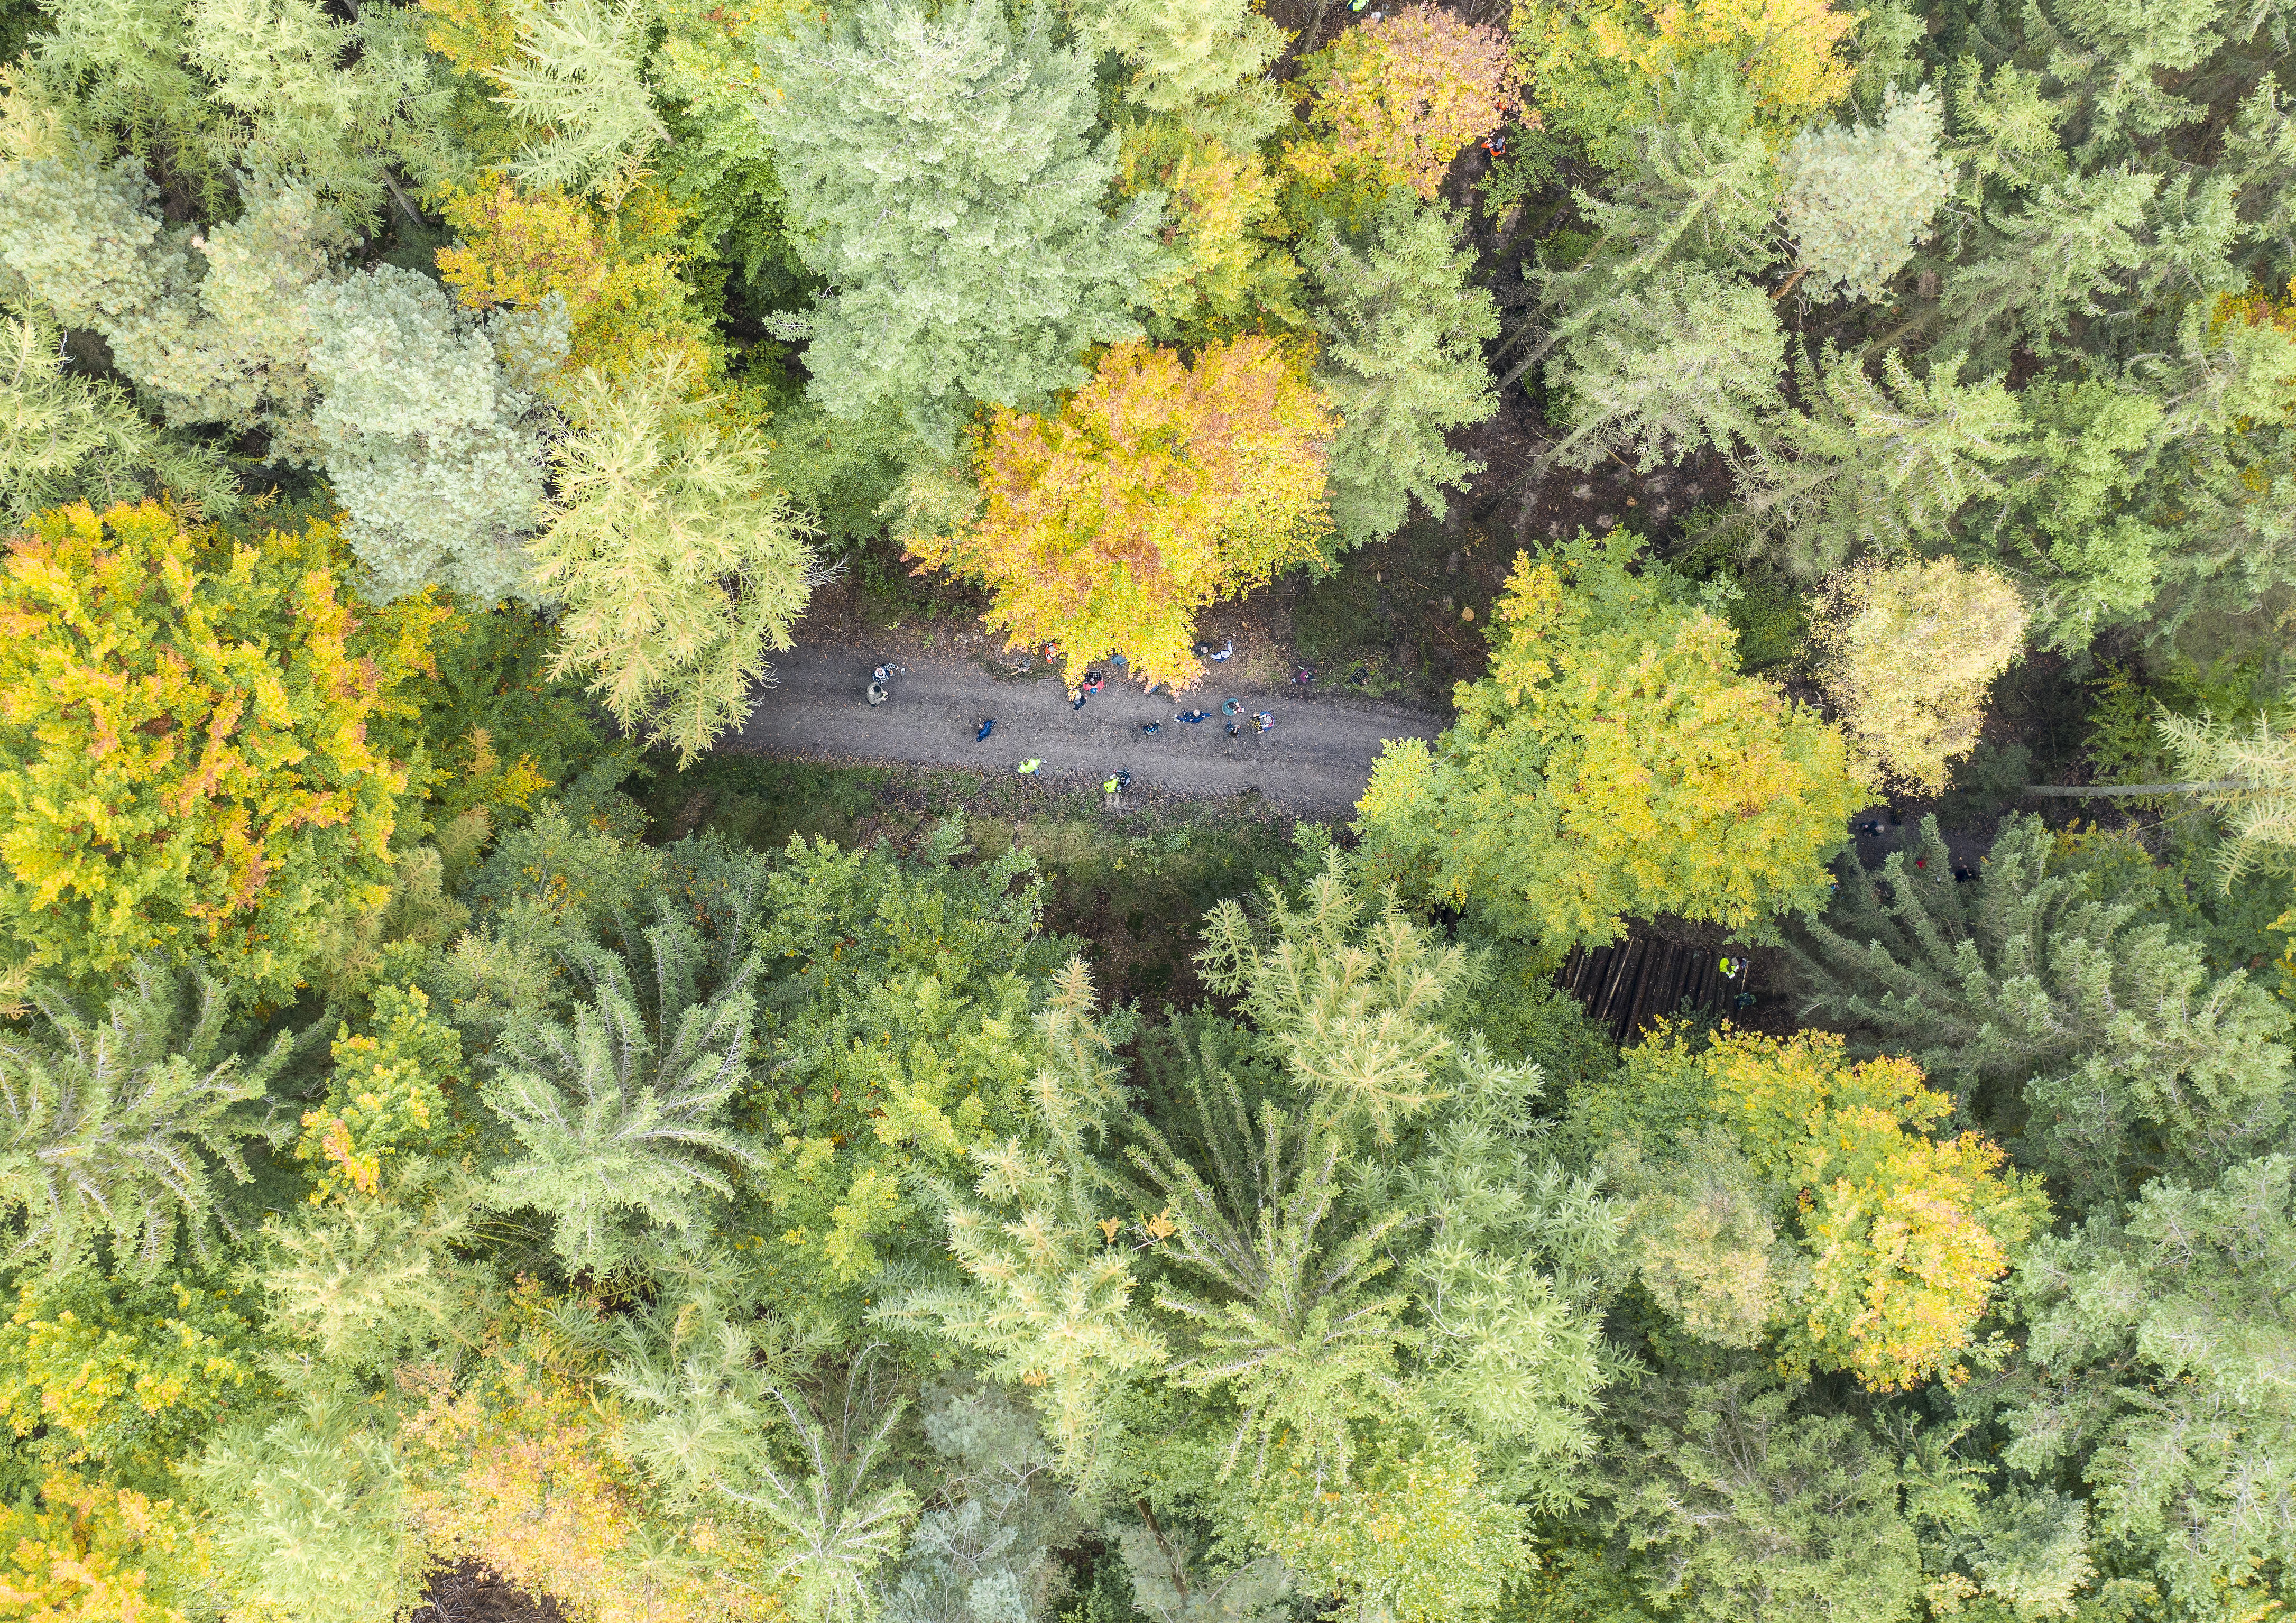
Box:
[729,642,1444,814]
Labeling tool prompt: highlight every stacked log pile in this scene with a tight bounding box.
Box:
[1557,933,1749,1046]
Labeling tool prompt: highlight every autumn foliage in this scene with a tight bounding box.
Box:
[436,176,710,402]
[1356,534,1863,948]
[1511,0,1857,167]
[0,501,446,996]
[1290,4,1522,201]
[1626,1027,2047,1390]
[908,338,1335,690]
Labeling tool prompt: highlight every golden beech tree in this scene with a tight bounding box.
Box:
[1289,3,1522,202]
[907,337,1335,690]
[1356,533,1864,949]
[1611,1027,2049,1390]
[0,501,447,997]
[435,176,712,405]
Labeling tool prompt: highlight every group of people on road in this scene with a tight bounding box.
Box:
[868,641,1275,786]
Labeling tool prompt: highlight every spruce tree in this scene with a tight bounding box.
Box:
[2004,1154,2296,1611]
[1785,814,2294,1210]
[755,0,1159,438]
[0,961,292,1276]
[480,907,767,1271]
[1306,195,1499,552]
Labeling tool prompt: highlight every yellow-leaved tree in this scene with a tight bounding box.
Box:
[1355,533,1864,951]
[435,175,713,404]
[0,500,447,998]
[1511,0,1856,169]
[1811,557,2028,793]
[1592,1027,2048,1390]
[906,337,1335,691]
[1288,3,1522,205]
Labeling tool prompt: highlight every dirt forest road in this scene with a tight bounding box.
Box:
[730,641,1444,814]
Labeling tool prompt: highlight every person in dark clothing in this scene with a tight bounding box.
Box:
[1225,721,1240,738]
[1178,709,1210,723]
[976,718,995,741]
[1141,721,1161,736]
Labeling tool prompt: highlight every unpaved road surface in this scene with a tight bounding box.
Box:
[731,642,1444,814]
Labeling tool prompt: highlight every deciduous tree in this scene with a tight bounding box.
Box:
[1511,0,1858,171]
[1356,534,1862,950]
[0,501,447,996]
[1288,3,1519,203]
[907,337,1334,691]
[1810,557,2027,793]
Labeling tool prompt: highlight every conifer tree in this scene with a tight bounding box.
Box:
[1590,1366,1924,1623]
[1306,195,1499,552]
[2004,1154,2296,1611]
[480,908,768,1271]
[1785,815,2295,1210]
[1111,856,1617,1620]
[886,960,1165,1490]
[1778,85,1954,299]
[0,305,239,522]
[756,0,1159,438]
[306,264,561,604]
[1548,261,1783,472]
[1722,344,2025,578]
[489,0,666,197]
[0,962,291,1276]
[530,353,819,764]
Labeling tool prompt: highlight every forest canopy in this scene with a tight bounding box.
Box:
[1,0,2294,1617]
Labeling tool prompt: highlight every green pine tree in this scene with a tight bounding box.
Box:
[755,0,1159,439]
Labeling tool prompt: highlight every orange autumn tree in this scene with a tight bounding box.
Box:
[909,338,1335,690]
[1289,4,1522,204]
